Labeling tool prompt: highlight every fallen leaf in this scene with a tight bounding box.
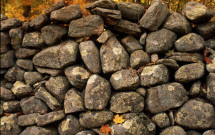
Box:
[113,114,126,124]
[100,124,111,135]
[204,48,213,64]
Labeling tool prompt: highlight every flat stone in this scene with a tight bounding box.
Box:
[85,0,116,10]
[35,87,60,110]
[45,0,65,14]
[0,87,15,101]
[35,66,62,76]
[76,131,96,135]
[68,15,104,38]
[140,64,169,86]
[110,92,144,113]
[45,76,70,103]
[20,126,58,135]
[175,99,215,129]
[121,36,143,54]
[139,32,147,45]
[97,30,113,44]
[80,40,101,74]
[41,24,67,45]
[16,59,33,71]
[175,62,205,83]
[156,59,179,70]
[110,69,139,91]
[4,66,25,82]
[85,74,111,110]
[1,18,22,31]
[18,113,40,126]
[146,28,177,54]
[160,126,186,135]
[100,36,129,74]
[36,110,65,126]
[9,28,23,50]
[51,4,82,23]
[64,88,84,114]
[130,50,150,69]
[189,80,201,97]
[0,32,10,53]
[203,130,215,135]
[15,48,39,58]
[58,115,83,135]
[152,113,170,129]
[22,32,45,48]
[20,96,49,115]
[146,83,188,114]
[168,52,203,63]
[195,22,215,40]
[11,81,33,98]
[30,14,49,30]
[3,101,20,113]
[79,111,113,128]
[110,113,156,135]
[206,73,215,105]
[0,50,15,68]
[117,2,144,21]
[24,72,43,86]
[139,0,169,31]
[33,40,78,69]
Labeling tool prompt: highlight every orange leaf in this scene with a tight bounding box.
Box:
[204,48,212,64]
[100,124,111,135]
[113,114,126,124]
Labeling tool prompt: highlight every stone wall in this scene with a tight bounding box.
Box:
[0,0,215,134]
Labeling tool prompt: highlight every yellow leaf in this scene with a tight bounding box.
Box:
[113,114,126,124]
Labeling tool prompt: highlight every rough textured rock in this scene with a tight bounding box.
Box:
[85,74,111,110]
[0,87,15,101]
[68,15,104,38]
[139,0,169,31]
[36,110,65,126]
[24,72,43,86]
[205,38,215,49]
[3,101,20,113]
[85,0,116,10]
[100,36,129,74]
[140,64,169,86]
[22,32,45,48]
[18,113,40,126]
[1,18,22,31]
[130,50,150,68]
[33,40,78,69]
[186,130,202,135]
[110,69,139,91]
[64,88,84,114]
[79,111,113,128]
[79,40,101,74]
[11,81,33,98]
[175,33,204,52]
[0,50,15,68]
[65,66,91,90]
[136,87,147,97]
[110,92,144,113]
[45,0,65,15]
[9,28,23,50]
[206,73,215,105]
[0,79,13,89]
[160,126,186,135]
[203,130,215,135]
[152,113,170,129]
[146,83,188,114]
[175,99,215,129]
[97,30,113,44]
[0,32,10,53]
[156,59,179,70]
[45,76,70,103]
[206,55,215,73]
[168,52,203,63]
[76,131,96,135]
[15,48,39,58]
[195,22,215,39]
[30,14,49,30]
[121,36,143,54]
[20,96,49,114]
[146,29,177,54]
[4,66,25,82]
[110,113,156,135]
[163,12,192,35]
[16,59,33,71]
[41,24,67,45]
[50,4,82,23]
[20,126,58,135]
[175,62,205,83]
[189,80,201,97]
[117,2,144,21]
[35,66,62,76]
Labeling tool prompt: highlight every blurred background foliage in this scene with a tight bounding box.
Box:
[1,0,215,21]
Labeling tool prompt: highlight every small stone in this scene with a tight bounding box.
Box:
[151,54,159,63]
[65,66,91,90]
[195,22,215,40]
[22,32,45,48]
[16,59,33,71]
[20,96,49,115]
[51,4,82,23]
[45,76,70,103]
[4,66,25,82]
[35,87,60,110]
[203,130,215,135]
[0,13,8,20]
[0,114,21,135]
[35,66,62,76]
[68,15,104,38]
[168,52,203,63]
[156,59,179,70]
[186,130,202,135]
[100,36,129,74]
[0,50,15,68]
[139,0,169,31]
[45,0,65,15]
[36,110,65,126]
[146,28,177,54]
[121,36,143,54]
[163,12,192,35]
[24,72,43,86]
[152,113,170,129]
[80,40,101,74]
[130,50,150,69]
[205,38,215,49]
[117,2,144,21]
[112,19,141,36]
[175,62,205,83]
[20,126,58,135]
[1,18,22,31]
[85,0,116,10]
[97,30,113,44]
[58,115,83,135]
[0,32,10,53]
[146,83,188,114]
[206,55,215,73]
[139,32,147,45]
[76,131,96,135]
[3,101,20,113]
[79,111,113,128]
[189,80,201,97]
[11,81,33,98]
[110,92,144,113]
[136,87,147,97]
[0,87,15,101]
[18,113,40,126]
[33,40,78,69]
[30,14,49,30]
[110,69,139,91]
[15,48,40,58]
[85,74,111,110]
[9,28,23,50]
[140,64,169,86]
[206,73,215,105]
[160,126,186,135]
[175,99,215,129]
[41,24,67,45]
[64,88,84,114]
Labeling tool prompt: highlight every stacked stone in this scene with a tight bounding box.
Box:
[0,0,215,134]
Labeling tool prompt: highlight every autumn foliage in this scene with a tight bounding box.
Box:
[100,124,112,135]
